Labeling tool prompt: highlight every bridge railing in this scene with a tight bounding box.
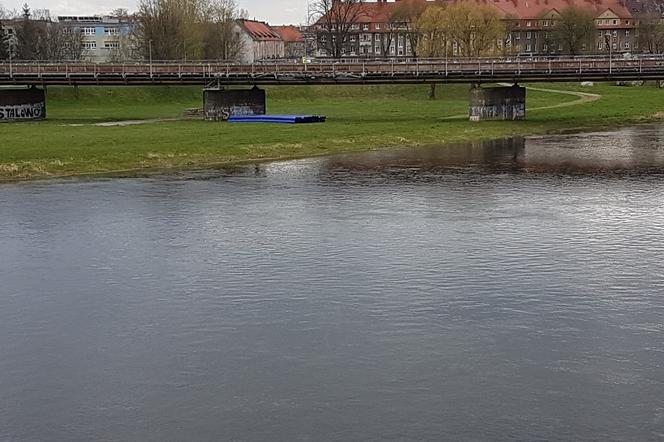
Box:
[1,55,664,80]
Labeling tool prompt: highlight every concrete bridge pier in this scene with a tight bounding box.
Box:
[203,86,266,121]
[469,84,526,121]
[0,86,46,122]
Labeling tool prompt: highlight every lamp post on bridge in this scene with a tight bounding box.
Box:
[149,39,153,78]
[9,40,13,79]
[604,34,612,75]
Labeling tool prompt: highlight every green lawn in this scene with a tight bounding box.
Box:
[0,82,662,180]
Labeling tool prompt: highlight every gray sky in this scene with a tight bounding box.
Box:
[0,0,309,25]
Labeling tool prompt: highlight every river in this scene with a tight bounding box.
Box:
[1,125,664,441]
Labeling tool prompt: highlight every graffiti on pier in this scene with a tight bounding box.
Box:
[0,87,46,122]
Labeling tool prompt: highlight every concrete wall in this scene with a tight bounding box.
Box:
[0,87,46,122]
[203,87,266,121]
[469,85,526,121]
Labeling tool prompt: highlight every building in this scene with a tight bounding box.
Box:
[272,25,306,58]
[497,0,637,55]
[57,15,135,62]
[236,20,285,63]
[313,0,663,57]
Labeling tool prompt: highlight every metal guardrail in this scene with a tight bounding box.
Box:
[1,56,663,85]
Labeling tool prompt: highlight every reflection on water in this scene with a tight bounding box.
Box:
[1,125,664,441]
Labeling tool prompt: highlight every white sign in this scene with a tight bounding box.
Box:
[0,103,45,121]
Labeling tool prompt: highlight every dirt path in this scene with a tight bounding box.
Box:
[441,84,601,120]
[501,83,601,112]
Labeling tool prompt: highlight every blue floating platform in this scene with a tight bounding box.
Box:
[228,114,326,124]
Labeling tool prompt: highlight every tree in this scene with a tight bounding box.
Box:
[310,0,366,58]
[390,0,426,57]
[135,0,243,61]
[551,6,595,55]
[109,8,130,18]
[201,0,243,60]
[416,4,448,99]
[637,12,664,54]
[0,22,8,60]
[444,1,504,57]
[416,4,448,59]
[14,4,45,60]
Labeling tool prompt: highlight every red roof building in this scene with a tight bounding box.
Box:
[313,0,654,57]
[273,25,308,59]
[236,19,285,62]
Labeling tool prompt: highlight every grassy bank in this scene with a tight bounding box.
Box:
[0,82,662,180]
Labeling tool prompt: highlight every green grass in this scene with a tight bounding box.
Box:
[0,82,662,180]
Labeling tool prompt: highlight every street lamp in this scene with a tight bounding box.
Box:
[9,40,13,79]
[148,39,153,77]
[604,33,612,75]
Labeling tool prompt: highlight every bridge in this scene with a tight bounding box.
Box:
[1,55,664,86]
[1,55,663,122]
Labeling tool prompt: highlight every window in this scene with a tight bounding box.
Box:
[362,24,369,31]
[82,41,97,49]
[624,42,630,49]
[598,31,602,37]
[526,31,531,39]
[526,20,532,27]
[598,41,603,50]
[515,32,520,40]
[104,27,119,35]
[526,43,532,51]
[375,23,381,30]
[613,19,617,25]
[104,41,119,49]
[543,43,548,51]
[612,42,617,50]
[375,34,380,41]
[82,27,96,35]
[626,30,629,36]
[613,30,617,37]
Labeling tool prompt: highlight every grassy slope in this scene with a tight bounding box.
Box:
[0,83,662,180]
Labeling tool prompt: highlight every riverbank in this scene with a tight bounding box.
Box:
[1,82,662,181]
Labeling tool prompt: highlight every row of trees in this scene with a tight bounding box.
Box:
[0,4,85,61]
[312,0,664,58]
[0,0,247,61]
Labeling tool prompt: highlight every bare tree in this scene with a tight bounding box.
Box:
[552,6,595,56]
[443,1,504,57]
[135,0,243,61]
[637,12,664,54]
[109,8,130,18]
[201,0,243,60]
[310,0,366,58]
[108,30,139,62]
[0,22,8,60]
[390,0,426,57]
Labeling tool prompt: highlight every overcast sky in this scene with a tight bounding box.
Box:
[0,0,310,25]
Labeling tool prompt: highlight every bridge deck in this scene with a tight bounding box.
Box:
[1,57,663,86]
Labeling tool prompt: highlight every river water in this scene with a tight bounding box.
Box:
[1,125,664,441]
